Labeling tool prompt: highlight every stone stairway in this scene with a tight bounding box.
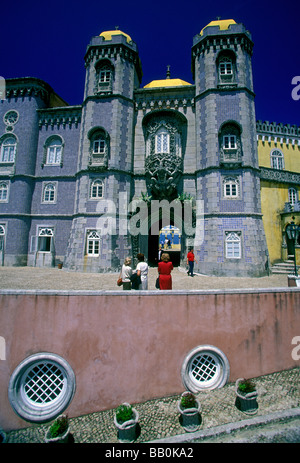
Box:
[271,259,299,274]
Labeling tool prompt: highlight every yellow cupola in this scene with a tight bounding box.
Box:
[200,19,237,35]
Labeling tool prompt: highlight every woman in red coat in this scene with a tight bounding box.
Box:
[158,253,173,290]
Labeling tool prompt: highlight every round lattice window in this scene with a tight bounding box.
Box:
[181,345,230,392]
[8,353,76,423]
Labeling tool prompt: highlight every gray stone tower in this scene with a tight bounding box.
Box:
[64,30,142,272]
[192,20,268,276]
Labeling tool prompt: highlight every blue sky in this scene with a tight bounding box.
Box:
[1,0,299,125]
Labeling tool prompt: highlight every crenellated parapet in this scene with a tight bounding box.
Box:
[5,77,68,107]
[256,120,300,138]
[37,106,82,129]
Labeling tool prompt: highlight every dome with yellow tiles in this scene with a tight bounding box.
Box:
[200,19,236,35]
[144,78,192,89]
[99,29,132,44]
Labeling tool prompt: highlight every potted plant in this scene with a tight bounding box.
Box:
[235,378,258,414]
[177,391,201,432]
[113,402,139,443]
[44,414,70,443]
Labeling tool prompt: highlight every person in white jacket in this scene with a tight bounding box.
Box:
[136,253,148,290]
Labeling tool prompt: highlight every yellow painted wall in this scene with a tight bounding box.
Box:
[260,180,287,263]
[258,139,300,172]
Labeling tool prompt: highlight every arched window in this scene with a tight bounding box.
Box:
[225,231,241,259]
[88,128,109,169]
[219,122,242,166]
[90,179,104,199]
[43,136,63,166]
[271,149,284,170]
[288,187,298,205]
[38,228,54,252]
[86,230,100,256]
[0,182,9,201]
[217,51,236,85]
[95,61,114,94]
[43,183,56,203]
[155,127,170,154]
[0,136,16,163]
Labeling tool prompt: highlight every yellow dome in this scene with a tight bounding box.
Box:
[200,19,236,36]
[144,78,192,89]
[99,29,132,44]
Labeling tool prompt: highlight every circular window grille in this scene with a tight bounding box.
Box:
[8,353,76,423]
[181,345,230,392]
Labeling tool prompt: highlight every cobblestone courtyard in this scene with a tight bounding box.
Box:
[0,265,290,291]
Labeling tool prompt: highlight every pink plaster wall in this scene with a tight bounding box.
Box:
[0,288,299,430]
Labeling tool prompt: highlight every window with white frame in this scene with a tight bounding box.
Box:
[90,179,104,199]
[38,228,53,252]
[46,137,62,165]
[8,352,76,423]
[0,136,16,163]
[87,230,100,256]
[219,57,233,76]
[225,232,241,259]
[93,138,106,155]
[43,183,56,203]
[155,127,170,154]
[223,135,237,150]
[288,187,298,205]
[99,66,111,84]
[223,178,239,198]
[0,182,9,201]
[271,149,284,170]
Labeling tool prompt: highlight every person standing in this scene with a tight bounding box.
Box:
[121,257,132,290]
[136,253,148,290]
[187,248,197,277]
[158,253,173,290]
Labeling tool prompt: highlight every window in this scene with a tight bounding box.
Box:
[181,345,230,392]
[87,230,100,256]
[88,129,109,169]
[99,67,111,83]
[0,182,8,201]
[90,179,104,199]
[155,127,170,154]
[8,353,76,423]
[223,135,236,150]
[0,136,16,163]
[96,61,114,94]
[225,232,241,259]
[46,138,62,165]
[288,187,298,205]
[43,183,56,203]
[93,138,106,155]
[224,178,239,198]
[219,58,233,76]
[38,228,53,252]
[271,149,284,170]
[219,122,242,166]
[217,53,236,85]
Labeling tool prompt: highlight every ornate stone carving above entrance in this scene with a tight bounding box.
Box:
[145,152,183,199]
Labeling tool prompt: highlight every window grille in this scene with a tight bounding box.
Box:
[0,182,8,201]
[181,345,230,392]
[8,353,76,423]
[91,179,103,198]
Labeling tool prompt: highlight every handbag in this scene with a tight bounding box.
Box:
[117,277,123,286]
[155,277,160,289]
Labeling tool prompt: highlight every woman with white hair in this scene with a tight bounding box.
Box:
[121,257,132,290]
